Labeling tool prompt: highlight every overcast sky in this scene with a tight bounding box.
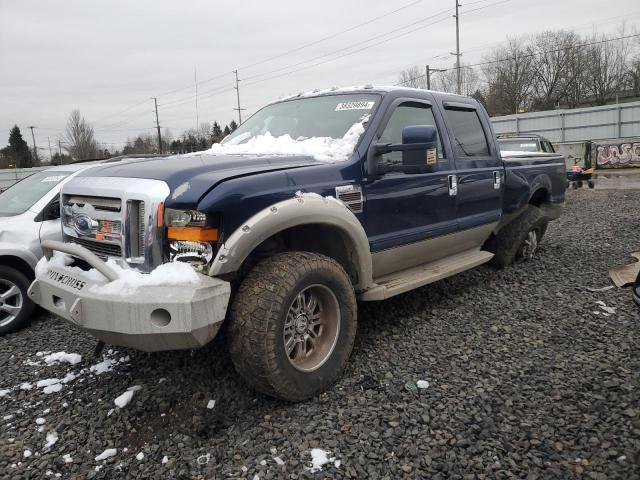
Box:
[1,0,637,157]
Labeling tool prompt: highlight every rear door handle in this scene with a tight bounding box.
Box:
[448,174,458,196]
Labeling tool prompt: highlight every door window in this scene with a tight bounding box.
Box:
[444,108,490,157]
[378,102,444,168]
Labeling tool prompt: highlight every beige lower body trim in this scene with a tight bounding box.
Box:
[371,223,497,278]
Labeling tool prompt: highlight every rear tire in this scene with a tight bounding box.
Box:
[485,205,548,269]
[227,252,357,401]
[0,266,34,335]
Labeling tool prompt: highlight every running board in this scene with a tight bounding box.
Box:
[358,249,494,301]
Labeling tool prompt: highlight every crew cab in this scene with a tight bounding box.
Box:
[30,86,565,400]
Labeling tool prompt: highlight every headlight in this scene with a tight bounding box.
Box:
[164,209,218,269]
[165,208,206,227]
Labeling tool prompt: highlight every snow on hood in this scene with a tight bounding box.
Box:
[199,117,368,162]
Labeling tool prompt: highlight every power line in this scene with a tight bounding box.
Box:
[154,0,426,99]
[397,32,640,86]
[238,0,425,71]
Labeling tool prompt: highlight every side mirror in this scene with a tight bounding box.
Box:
[369,125,439,174]
[44,199,61,221]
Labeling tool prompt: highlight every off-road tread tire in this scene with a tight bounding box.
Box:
[0,266,34,335]
[485,205,547,269]
[227,251,357,401]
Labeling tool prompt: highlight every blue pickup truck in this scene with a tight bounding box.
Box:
[30,86,565,400]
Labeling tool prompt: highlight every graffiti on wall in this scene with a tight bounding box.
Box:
[596,143,640,168]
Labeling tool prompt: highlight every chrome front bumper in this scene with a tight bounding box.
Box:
[28,240,231,352]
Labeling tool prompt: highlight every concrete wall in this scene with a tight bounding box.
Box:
[0,166,49,191]
[490,101,640,143]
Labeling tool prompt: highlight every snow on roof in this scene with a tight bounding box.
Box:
[276,84,462,102]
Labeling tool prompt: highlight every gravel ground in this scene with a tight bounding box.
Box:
[1,189,639,479]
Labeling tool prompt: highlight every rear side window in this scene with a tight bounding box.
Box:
[444,108,490,157]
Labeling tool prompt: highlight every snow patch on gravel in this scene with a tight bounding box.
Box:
[114,385,142,408]
[44,432,58,449]
[95,448,117,461]
[43,352,82,366]
[307,448,336,473]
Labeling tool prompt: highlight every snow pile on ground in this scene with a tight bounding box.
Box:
[204,117,368,162]
[43,352,82,366]
[114,385,142,408]
[62,453,73,463]
[136,452,144,461]
[307,448,337,473]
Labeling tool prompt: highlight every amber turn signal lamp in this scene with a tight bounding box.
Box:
[167,226,218,242]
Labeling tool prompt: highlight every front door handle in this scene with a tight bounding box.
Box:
[493,171,502,190]
[448,174,458,197]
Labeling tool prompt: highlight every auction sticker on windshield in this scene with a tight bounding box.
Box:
[335,101,375,111]
[47,269,86,291]
[41,175,67,183]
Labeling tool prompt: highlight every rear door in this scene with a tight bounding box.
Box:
[441,102,503,240]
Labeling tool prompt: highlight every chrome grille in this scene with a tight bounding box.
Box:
[60,177,170,272]
[68,237,122,259]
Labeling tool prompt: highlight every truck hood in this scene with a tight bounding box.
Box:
[75,153,323,206]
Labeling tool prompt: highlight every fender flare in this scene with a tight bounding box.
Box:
[0,244,39,272]
[528,175,552,204]
[208,195,373,291]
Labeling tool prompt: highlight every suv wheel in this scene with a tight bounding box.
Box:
[0,266,34,335]
[228,252,357,401]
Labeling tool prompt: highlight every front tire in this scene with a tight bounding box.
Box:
[228,252,357,401]
[0,266,34,335]
[485,205,548,269]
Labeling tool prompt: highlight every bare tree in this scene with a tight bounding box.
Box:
[527,30,581,110]
[64,110,98,160]
[482,37,535,115]
[585,27,632,105]
[397,65,428,89]
[432,63,479,95]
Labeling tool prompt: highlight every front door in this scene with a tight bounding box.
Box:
[363,98,458,277]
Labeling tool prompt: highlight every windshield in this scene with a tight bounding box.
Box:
[224,94,380,144]
[0,171,71,217]
[214,94,380,162]
[498,139,540,152]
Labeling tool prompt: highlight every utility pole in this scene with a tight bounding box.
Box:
[27,126,39,165]
[48,136,53,163]
[425,65,445,90]
[153,97,163,154]
[194,67,199,139]
[233,70,246,125]
[452,0,462,95]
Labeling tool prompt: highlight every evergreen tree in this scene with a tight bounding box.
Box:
[7,126,33,168]
[223,125,231,136]
[212,122,223,143]
[229,120,238,132]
